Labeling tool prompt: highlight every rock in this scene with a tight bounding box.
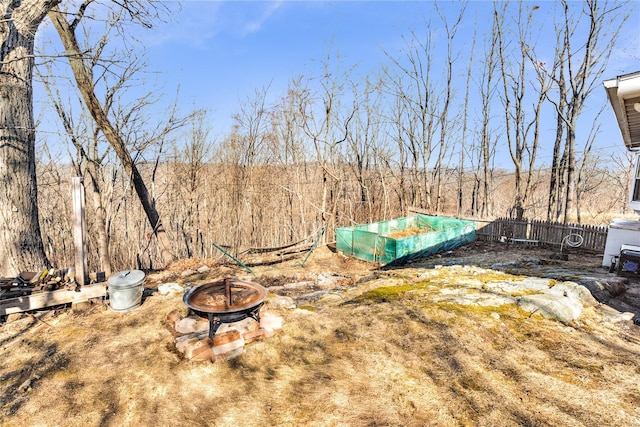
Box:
[356,274,380,284]
[158,282,183,296]
[522,256,542,265]
[491,261,521,269]
[607,311,635,323]
[295,290,332,305]
[517,294,584,324]
[260,312,283,336]
[491,257,542,269]
[546,282,598,307]
[196,266,210,274]
[602,278,627,297]
[626,286,640,298]
[579,279,611,302]
[516,281,599,324]
[147,269,170,280]
[483,277,552,295]
[265,295,296,310]
[181,269,197,278]
[436,292,515,307]
[316,273,353,289]
[317,293,344,306]
[283,281,315,290]
[596,304,636,323]
[316,273,346,289]
[175,317,209,335]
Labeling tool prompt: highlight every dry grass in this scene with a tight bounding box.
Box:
[386,227,429,239]
[1,246,640,426]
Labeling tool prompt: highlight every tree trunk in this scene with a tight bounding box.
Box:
[49,6,175,268]
[563,123,576,224]
[86,161,112,277]
[547,68,566,222]
[0,0,59,276]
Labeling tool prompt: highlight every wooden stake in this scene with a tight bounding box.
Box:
[72,177,88,286]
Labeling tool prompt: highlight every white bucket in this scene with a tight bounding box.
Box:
[107,270,146,312]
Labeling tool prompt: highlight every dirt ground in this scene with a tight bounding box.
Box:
[1,241,639,427]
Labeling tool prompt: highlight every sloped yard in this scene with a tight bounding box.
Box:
[1,243,639,426]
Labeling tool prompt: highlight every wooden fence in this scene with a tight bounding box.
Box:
[475,218,608,252]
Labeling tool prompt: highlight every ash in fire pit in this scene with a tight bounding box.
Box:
[183,278,267,339]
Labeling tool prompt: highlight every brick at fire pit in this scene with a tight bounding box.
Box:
[243,328,268,343]
[175,335,213,361]
[167,310,283,362]
[213,330,245,361]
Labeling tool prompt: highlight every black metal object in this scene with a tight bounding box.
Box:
[183,278,267,339]
[618,247,640,276]
[202,304,263,339]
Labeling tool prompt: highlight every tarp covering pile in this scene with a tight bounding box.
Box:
[336,215,476,265]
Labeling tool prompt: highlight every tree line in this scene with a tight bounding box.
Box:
[0,0,634,276]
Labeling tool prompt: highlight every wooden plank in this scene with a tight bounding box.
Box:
[508,238,539,245]
[0,283,106,316]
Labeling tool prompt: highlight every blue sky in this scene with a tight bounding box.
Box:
[143,1,431,126]
[36,0,640,168]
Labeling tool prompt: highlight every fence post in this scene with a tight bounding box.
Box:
[72,177,88,287]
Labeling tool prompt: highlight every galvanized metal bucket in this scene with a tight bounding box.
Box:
[107,270,145,312]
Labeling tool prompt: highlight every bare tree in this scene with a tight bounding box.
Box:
[457,22,476,217]
[383,25,440,212]
[495,2,549,220]
[539,0,628,223]
[431,2,466,214]
[224,85,274,250]
[575,108,604,222]
[0,0,60,276]
[345,76,383,223]
[476,9,500,217]
[381,91,411,214]
[48,2,179,266]
[270,77,311,240]
[168,110,212,258]
[609,152,636,215]
[298,50,354,239]
[38,63,114,275]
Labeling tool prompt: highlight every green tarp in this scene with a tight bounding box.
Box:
[336,215,476,265]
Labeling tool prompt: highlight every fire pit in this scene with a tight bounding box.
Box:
[183,278,267,339]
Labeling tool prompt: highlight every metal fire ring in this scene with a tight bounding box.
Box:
[183,278,267,339]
